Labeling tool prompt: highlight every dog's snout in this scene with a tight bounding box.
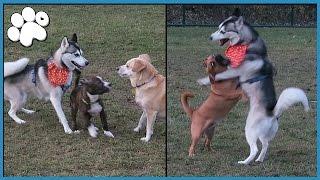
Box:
[85,61,89,66]
[209,36,213,41]
[116,67,119,71]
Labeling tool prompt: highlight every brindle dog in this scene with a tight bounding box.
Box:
[70,71,114,138]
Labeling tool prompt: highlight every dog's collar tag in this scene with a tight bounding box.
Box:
[48,62,70,87]
[131,88,136,95]
[225,44,248,68]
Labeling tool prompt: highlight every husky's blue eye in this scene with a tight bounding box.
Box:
[74,53,80,57]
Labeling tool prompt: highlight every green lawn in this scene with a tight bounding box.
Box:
[4,5,166,176]
[167,27,316,176]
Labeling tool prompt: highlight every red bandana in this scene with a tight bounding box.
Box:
[47,62,70,87]
[225,44,249,68]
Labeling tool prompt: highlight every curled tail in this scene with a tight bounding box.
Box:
[4,58,29,78]
[72,69,82,92]
[180,91,195,118]
[274,87,310,118]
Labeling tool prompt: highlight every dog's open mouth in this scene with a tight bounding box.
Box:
[219,38,229,46]
[71,61,83,69]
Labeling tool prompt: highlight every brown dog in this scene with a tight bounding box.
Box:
[70,71,114,138]
[181,54,245,157]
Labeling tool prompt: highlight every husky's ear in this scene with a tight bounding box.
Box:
[235,16,244,30]
[232,8,241,17]
[60,37,69,50]
[138,54,151,62]
[132,59,146,72]
[215,54,230,66]
[71,33,77,43]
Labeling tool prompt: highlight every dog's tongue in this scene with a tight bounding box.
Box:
[225,44,248,68]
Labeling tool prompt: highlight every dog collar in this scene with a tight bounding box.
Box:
[48,62,70,87]
[225,44,249,68]
[134,74,158,88]
[82,98,99,105]
[211,89,242,100]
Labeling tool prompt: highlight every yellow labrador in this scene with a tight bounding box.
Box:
[117,54,166,142]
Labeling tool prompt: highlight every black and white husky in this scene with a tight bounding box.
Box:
[4,34,89,134]
[198,10,310,164]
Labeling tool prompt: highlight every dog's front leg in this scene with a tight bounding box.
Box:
[215,67,242,81]
[70,104,78,133]
[134,111,147,132]
[215,60,264,81]
[141,111,157,142]
[99,101,114,138]
[50,88,72,134]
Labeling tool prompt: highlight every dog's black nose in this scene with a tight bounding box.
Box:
[116,67,119,71]
[109,83,112,87]
[85,61,89,66]
[209,36,213,41]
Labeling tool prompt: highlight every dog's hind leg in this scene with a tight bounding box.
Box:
[141,111,157,142]
[8,100,26,124]
[20,93,35,114]
[50,89,72,134]
[189,122,203,157]
[204,125,216,151]
[134,111,147,132]
[255,137,269,162]
[238,131,259,165]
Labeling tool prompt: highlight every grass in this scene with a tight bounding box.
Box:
[4,5,165,176]
[167,27,316,176]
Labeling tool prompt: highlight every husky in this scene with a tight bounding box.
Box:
[4,33,89,134]
[198,9,310,164]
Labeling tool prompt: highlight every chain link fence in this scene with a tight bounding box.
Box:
[167,5,316,27]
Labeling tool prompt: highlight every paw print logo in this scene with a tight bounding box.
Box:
[7,7,49,47]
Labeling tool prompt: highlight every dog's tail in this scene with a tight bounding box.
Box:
[181,91,195,118]
[4,58,29,78]
[273,87,310,118]
[72,69,82,92]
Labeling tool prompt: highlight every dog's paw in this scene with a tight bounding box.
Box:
[104,131,115,138]
[255,158,263,163]
[237,160,250,165]
[133,127,140,132]
[74,130,81,134]
[140,137,151,142]
[197,77,210,86]
[22,108,35,114]
[64,128,73,134]
[88,124,98,138]
[188,153,195,157]
[15,119,26,124]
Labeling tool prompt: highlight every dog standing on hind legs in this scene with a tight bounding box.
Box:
[181,54,246,157]
[199,9,310,164]
[4,33,89,134]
